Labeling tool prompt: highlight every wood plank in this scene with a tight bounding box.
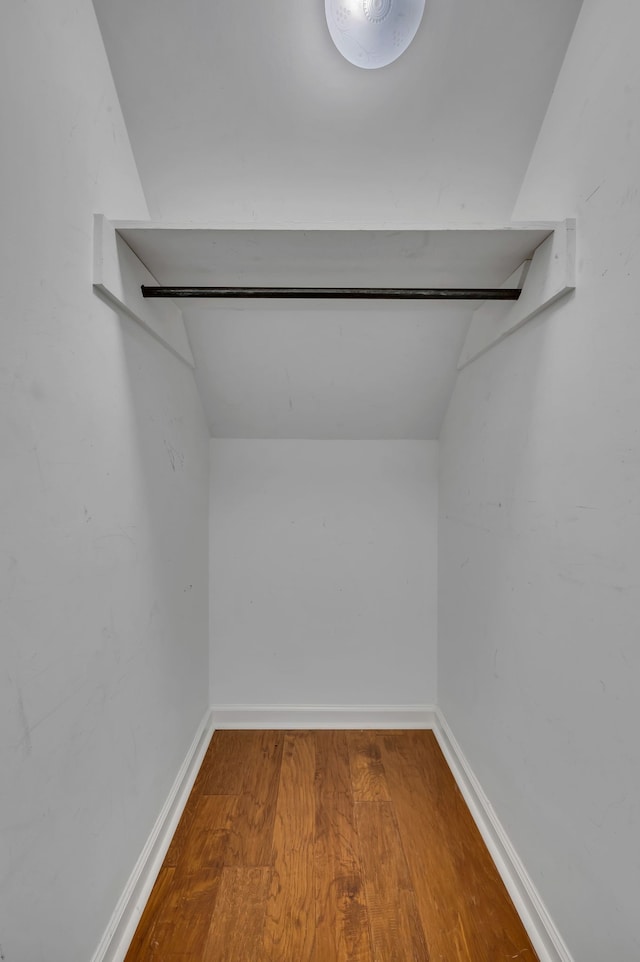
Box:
[163,730,215,867]
[315,730,353,798]
[314,732,374,962]
[347,731,391,802]
[199,730,252,795]
[147,916,213,959]
[355,801,430,962]
[379,731,538,962]
[139,795,238,958]
[203,867,271,961]
[262,732,316,962]
[163,782,205,869]
[225,730,284,867]
[172,794,237,877]
[145,875,226,956]
[124,867,175,962]
[191,728,217,795]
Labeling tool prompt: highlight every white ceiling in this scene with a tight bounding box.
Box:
[92,0,582,226]
[94,1,581,440]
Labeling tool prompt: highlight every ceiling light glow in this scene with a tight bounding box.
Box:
[325,0,425,69]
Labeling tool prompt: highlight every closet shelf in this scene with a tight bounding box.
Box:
[93,217,575,367]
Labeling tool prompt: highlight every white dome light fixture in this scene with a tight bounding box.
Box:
[325,0,426,69]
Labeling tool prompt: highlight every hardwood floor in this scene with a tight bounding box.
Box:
[124,730,538,962]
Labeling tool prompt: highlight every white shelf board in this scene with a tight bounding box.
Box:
[112,222,559,290]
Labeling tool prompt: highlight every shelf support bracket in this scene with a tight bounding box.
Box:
[458,218,576,369]
[92,214,195,368]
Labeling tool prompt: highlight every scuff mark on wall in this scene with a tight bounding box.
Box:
[11,677,33,757]
[164,439,184,472]
[93,528,139,566]
[585,181,604,203]
[31,444,46,492]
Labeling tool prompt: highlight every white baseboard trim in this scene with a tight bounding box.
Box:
[210,703,437,729]
[90,709,215,962]
[433,709,575,962]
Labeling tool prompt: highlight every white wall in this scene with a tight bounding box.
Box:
[210,440,438,708]
[185,304,471,441]
[438,3,640,959]
[0,5,210,962]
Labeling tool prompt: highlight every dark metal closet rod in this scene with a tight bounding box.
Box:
[141,285,521,301]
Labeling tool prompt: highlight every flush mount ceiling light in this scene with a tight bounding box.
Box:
[325,0,425,69]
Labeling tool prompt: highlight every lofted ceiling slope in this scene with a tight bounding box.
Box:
[92,0,582,226]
